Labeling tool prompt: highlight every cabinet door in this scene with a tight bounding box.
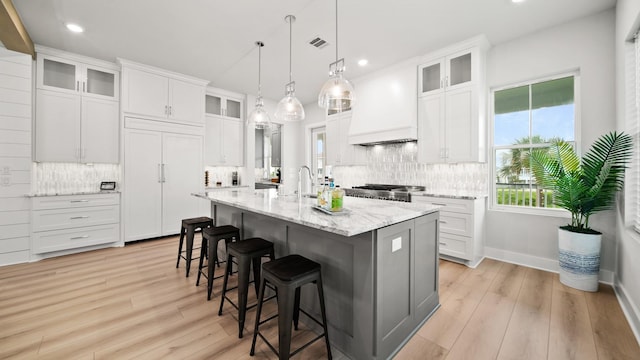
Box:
[418,58,444,96]
[340,115,366,165]
[169,79,204,125]
[84,65,119,101]
[417,94,445,163]
[123,129,163,242]
[81,97,119,163]
[204,115,223,165]
[270,129,281,167]
[325,117,341,165]
[161,133,203,236]
[35,89,81,162]
[225,98,242,119]
[445,86,477,163]
[445,48,474,92]
[124,68,169,119]
[223,118,243,166]
[37,55,80,94]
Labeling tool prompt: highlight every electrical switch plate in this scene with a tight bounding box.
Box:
[1,166,9,175]
[391,237,402,252]
[0,176,10,186]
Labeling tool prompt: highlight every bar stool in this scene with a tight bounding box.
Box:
[176,217,213,277]
[218,237,275,338]
[196,225,240,300]
[250,254,332,360]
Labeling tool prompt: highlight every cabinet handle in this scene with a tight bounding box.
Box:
[440,220,448,224]
[169,106,173,116]
[161,164,166,183]
[432,203,447,206]
[158,164,162,183]
[164,105,168,115]
[70,216,89,220]
[76,81,79,91]
[70,200,89,203]
[83,81,86,93]
[439,242,448,246]
[70,235,89,240]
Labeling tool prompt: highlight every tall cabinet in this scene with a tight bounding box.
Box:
[34,46,120,163]
[204,87,244,166]
[120,60,208,242]
[417,36,489,164]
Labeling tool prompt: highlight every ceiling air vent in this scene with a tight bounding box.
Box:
[309,36,329,49]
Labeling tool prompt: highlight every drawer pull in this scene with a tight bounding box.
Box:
[439,242,447,246]
[440,220,448,224]
[70,200,89,203]
[70,235,89,240]
[70,216,89,220]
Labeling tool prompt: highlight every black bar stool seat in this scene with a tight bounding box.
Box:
[250,254,332,360]
[176,216,213,277]
[219,237,275,338]
[196,225,241,300]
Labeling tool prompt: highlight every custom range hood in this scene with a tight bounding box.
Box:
[347,59,417,145]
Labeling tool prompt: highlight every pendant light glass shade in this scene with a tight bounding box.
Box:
[247,41,272,129]
[318,0,355,111]
[275,15,305,121]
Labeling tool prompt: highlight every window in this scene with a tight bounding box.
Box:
[629,32,640,233]
[311,126,326,183]
[491,74,578,210]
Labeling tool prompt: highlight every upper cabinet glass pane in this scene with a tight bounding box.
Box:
[43,59,76,90]
[449,53,471,86]
[226,99,241,119]
[205,95,222,115]
[86,68,115,97]
[422,63,440,93]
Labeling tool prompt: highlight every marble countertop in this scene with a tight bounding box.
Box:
[409,191,487,200]
[26,190,121,197]
[205,185,249,190]
[194,188,441,237]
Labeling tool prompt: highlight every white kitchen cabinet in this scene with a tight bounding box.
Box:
[413,195,485,267]
[31,193,120,254]
[417,36,489,164]
[34,48,119,163]
[204,87,244,166]
[326,112,366,166]
[123,126,203,242]
[120,59,208,126]
[205,88,243,120]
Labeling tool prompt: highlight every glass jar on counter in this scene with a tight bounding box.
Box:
[330,186,344,212]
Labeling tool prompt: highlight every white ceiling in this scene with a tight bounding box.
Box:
[12,0,615,105]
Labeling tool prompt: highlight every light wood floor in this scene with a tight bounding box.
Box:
[0,236,638,360]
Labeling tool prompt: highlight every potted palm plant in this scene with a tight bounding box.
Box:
[530,131,632,291]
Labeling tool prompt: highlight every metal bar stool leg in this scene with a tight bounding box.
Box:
[185,227,195,277]
[236,255,252,338]
[218,253,233,316]
[196,237,207,286]
[176,225,186,268]
[277,287,296,360]
[250,276,268,356]
[317,277,332,360]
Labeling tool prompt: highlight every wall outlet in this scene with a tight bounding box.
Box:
[391,237,402,252]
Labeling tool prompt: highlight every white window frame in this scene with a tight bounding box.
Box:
[489,71,581,217]
[311,126,326,183]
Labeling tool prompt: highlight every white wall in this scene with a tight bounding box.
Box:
[0,47,32,265]
[485,10,617,276]
[615,0,640,341]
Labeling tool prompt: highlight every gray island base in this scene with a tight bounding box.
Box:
[195,189,441,359]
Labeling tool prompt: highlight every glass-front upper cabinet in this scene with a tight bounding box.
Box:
[418,48,475,96]
[36,52,119,100]
[205,89,243,120]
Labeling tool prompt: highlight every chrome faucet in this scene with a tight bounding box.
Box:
[298,165,315,200]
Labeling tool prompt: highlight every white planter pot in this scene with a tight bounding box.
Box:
[557,227,601,292]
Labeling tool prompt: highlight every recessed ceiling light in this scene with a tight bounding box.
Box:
[511,0,526,3]
[358,59,368,66]
[66,23,84,33]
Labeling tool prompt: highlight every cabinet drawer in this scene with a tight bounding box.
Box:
[440,211,473,237]
[32,205,119,232]
[32,224,119,254]
[438,233,471,260]
[415,196,473,214]
[32,193,119,210]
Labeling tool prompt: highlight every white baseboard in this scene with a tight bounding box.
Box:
[483,246,615,284]
[614,279,640,347]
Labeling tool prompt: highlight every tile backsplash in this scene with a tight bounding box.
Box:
[33,163,121,195]
[205,166,240,187]
[330,142,488,197]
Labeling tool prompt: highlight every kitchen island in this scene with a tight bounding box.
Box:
[195,189,441,359]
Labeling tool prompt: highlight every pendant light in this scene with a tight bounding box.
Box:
[275,15,305,121]
[317,0,355,112]
[247,41,272,129]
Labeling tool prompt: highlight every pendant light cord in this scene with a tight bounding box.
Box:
[289,17,293,83]
[335,0,339,62]
[258,42,263,97]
